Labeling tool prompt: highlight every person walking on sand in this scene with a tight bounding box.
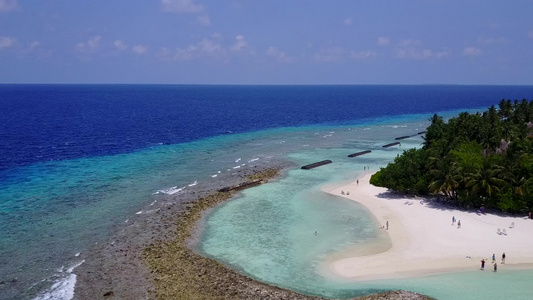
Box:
[356,179,359,186]
[502,252,506,264]
[457,220,461,228]
[452,216,456,225]
[492,253,496,263]
[386,220,389,230]
[480,259,485,270]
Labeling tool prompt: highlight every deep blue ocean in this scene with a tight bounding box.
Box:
[1,84,533,300]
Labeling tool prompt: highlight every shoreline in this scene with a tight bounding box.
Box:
[322,173,533,281]
[72,164,432,300]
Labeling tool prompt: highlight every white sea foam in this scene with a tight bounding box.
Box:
[154,186,184,195]
[233,165,241,169]
[235,158,241,163]
[211,174,218,178]
[241,164,246,166]
[188,181,198,187]
[74,253,80,257]
[217,171,221,173]
[66,260,85,273]
[32,260,84,300]
[125,219,129,223]
[150,200,157,206]
[136,211,143,215]
[248,158,259,162]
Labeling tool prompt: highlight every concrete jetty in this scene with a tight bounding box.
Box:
[382,142,401,148]
[394,135,412,140]
[348,150,371,158]
[301,160,332,170]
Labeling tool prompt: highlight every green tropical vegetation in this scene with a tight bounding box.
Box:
[370,99,533,214]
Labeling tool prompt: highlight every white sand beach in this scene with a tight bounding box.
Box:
[323,173,533,281]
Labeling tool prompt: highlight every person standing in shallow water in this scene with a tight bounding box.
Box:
[494,262,497,272]
[480,259,485,270]
[502,252,506,264]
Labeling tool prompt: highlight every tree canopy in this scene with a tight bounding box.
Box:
[370,99,533,214]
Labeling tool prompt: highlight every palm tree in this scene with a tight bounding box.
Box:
[428,160,461,200]
[465,163,506,201]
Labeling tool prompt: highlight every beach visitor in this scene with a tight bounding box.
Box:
[314,231,318,236]
[494,262,497,272]
[457,220,461,228]
[452,216,456,225]
[502,252,506,264]
[346,191,350,195]
[492,253,496,263]
[341,190,345,195]
[356,180,359,186]
[481,259,485,270]
[386,220,389,230]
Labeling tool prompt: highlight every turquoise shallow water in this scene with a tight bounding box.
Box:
[199,113,533,300]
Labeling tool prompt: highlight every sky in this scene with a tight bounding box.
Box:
[1,0,533,84]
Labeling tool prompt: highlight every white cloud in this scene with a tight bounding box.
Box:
[477,36,506,44]
[174,38,226,61]
[266,46,291,63]
[174,45,197,61]
[199,38,222,54]
[0,0,18,13]
[156,47,172,61]
[230,35,247,51]
[88,36,100,49]
[30,41,39,48]
[76,36,101,53]
[343,18,352,26]
[314,47,345,62]
[162,1,210,27]
[211,32,223,40]
[398,39,421,47]
[463,46,481,56]
[161,0,203,13]
[132,44,148,55]
[113,40,128,50]
[197,14,210,25]
[394,39,449,59]
[350,50,377,59]
[0,36,16,49]
[377,37,390,46]
[395,47,450,59]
